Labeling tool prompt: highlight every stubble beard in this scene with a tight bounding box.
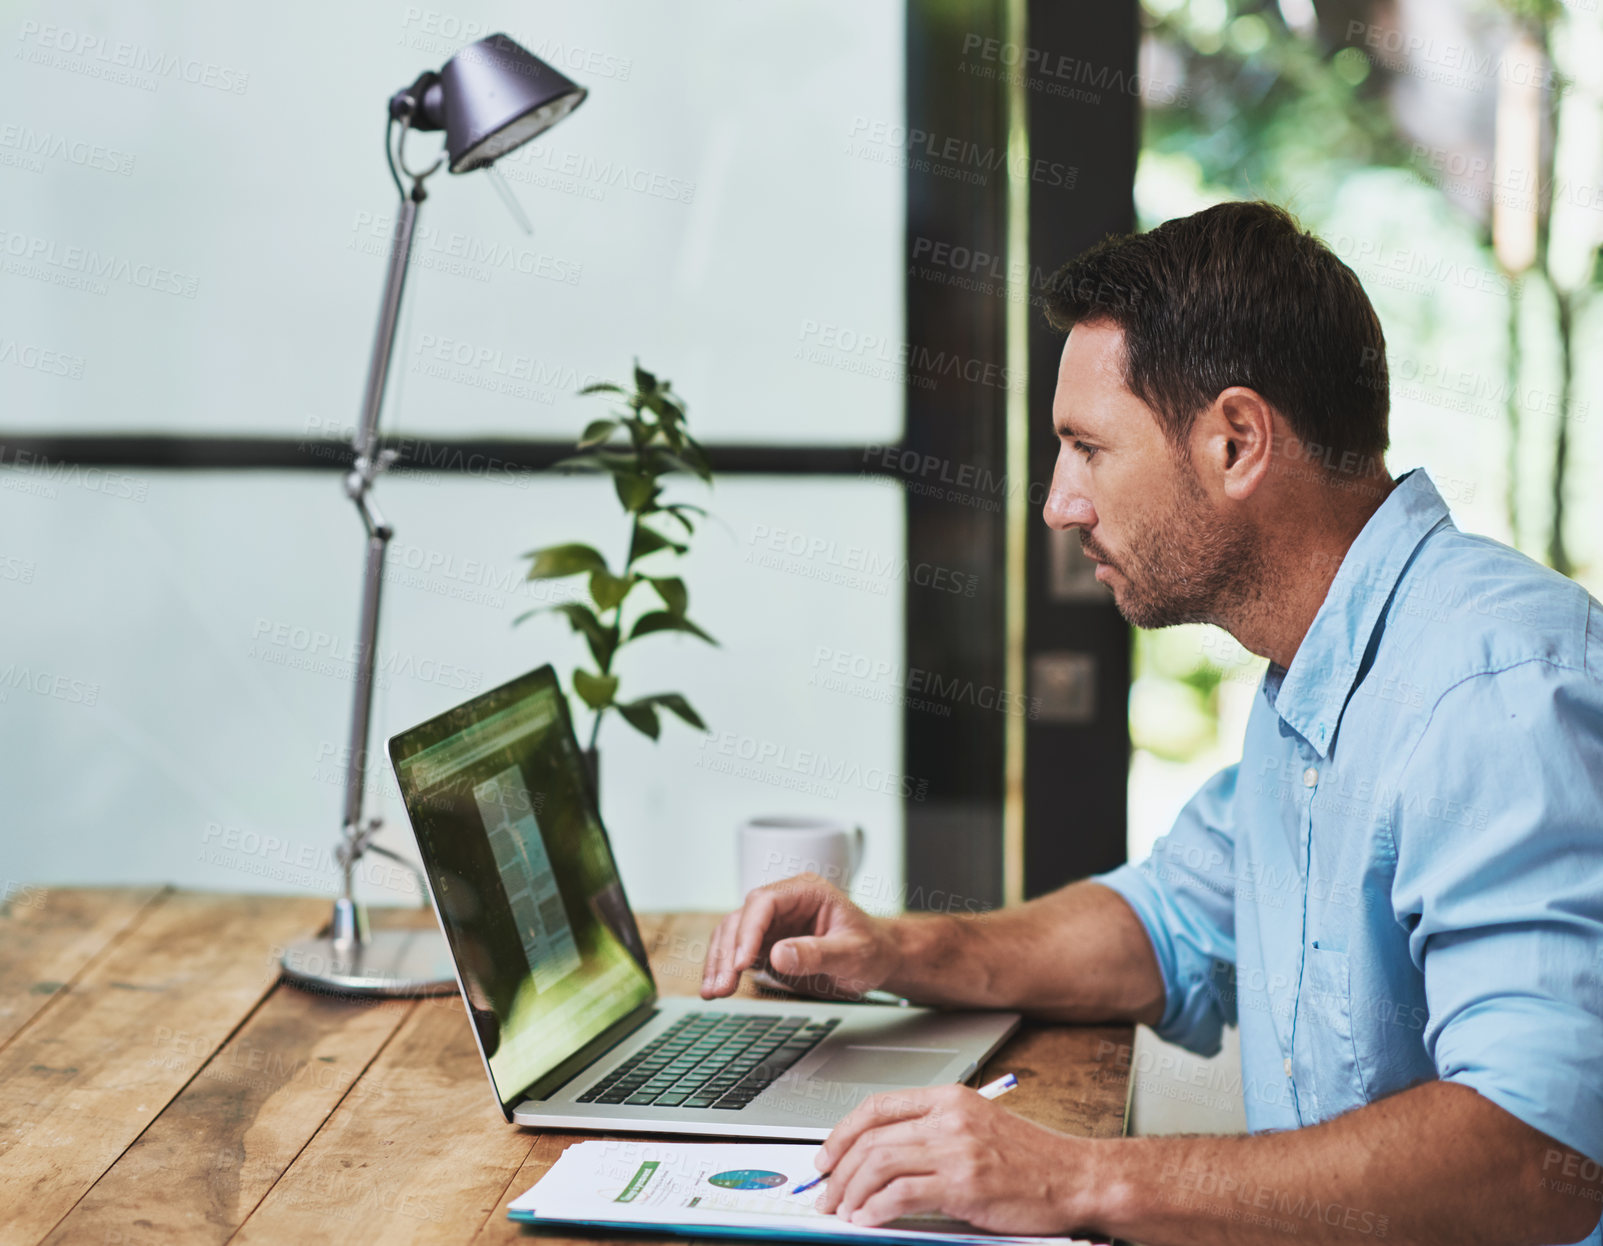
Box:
[1080,467,1263,631]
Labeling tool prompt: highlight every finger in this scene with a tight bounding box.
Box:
[817,1088,944,1173]
[767,933,868,999]
[848,1175,946,1227]
[700,911,741,997]
[734,877,829,974]
[817,1118,944,1214]
[829,1144,938,1221]
[730,888,779,978]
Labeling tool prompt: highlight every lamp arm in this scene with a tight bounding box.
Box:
[333,177,426,928]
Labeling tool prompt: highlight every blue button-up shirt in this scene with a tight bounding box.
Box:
[1099,470,1603,1242]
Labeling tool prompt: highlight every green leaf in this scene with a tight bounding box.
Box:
[524,543,610,579]
[616,699,661,740]
[650,451,705,481]
[550,452,604,473]
[613,471,655,513]
[590,569,636,613]
[630,611,717,645]
[660,503,707,537]
[578,419,619,449]
[641,388,686,426]
[680,436,713,479]
[629,524,686,564]
[649,576,687,615]
[633,361,658,394]
[573,669,619,710]
[518,602,619,669]
[647,693,707,731]
[578,381,625,396]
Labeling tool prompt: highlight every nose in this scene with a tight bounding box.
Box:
[1043,449,1096,532]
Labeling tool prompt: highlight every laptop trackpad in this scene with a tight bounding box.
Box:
[812,1047,957,1086]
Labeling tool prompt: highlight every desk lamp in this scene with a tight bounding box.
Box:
[280,35,587,997]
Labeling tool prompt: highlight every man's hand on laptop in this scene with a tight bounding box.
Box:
[700,873,898,1001]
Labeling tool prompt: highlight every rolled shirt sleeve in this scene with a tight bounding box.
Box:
[1391,657,1603,1163]
[1096,763,1240,1056]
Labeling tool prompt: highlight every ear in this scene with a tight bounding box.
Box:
[1189,385,1275,501]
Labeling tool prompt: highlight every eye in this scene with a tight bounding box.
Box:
[1073,440,1099,461]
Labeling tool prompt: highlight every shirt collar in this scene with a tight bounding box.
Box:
[1266,469,1453,757]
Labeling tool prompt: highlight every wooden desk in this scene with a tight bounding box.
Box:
[0,888,1132,1245]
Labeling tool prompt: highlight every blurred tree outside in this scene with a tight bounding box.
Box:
[1124,0,1603,855]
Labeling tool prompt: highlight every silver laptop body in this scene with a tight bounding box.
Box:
[388,664,1019,1140]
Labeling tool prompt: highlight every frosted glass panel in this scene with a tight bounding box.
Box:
[1,0,904,444]
[0,469,905,913]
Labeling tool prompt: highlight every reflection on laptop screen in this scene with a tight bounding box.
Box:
[390,667,654,1107]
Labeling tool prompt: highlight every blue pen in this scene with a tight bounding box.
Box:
[790,1072,1020,1195]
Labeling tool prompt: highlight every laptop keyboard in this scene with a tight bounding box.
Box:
[576,1012,840,1110]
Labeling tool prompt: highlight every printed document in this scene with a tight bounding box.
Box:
[509,1140,1099,1244]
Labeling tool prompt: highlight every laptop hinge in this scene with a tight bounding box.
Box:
[513,997,661,1107]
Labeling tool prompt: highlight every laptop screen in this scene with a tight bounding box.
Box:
[389,666,655,1109]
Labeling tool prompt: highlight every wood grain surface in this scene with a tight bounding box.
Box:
[0,893,1131,1245]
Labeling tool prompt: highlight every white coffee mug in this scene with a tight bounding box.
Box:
[737,816,865,897]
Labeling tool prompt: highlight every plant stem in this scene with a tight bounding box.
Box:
[588,420,648,753]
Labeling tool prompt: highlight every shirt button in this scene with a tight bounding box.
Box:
[1302,767,1318,788]
[1283,1056,1293,1078]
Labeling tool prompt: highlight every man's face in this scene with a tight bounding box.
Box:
[1044,322,1256,629]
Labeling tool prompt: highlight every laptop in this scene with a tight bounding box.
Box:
[387,664,1020,1139]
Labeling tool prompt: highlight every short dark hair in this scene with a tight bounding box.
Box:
[1044,201,1389,469]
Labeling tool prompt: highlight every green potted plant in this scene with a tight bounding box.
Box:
[518,362,716,789]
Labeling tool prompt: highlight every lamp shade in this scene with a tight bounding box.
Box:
[436,34,587,173]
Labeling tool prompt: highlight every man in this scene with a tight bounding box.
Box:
[700,202,1603,1246]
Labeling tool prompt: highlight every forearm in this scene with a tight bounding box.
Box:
[1076,1081,1601,1246]
[880,880,1166,1025]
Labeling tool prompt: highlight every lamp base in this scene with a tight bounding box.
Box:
[280,928,458,997]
